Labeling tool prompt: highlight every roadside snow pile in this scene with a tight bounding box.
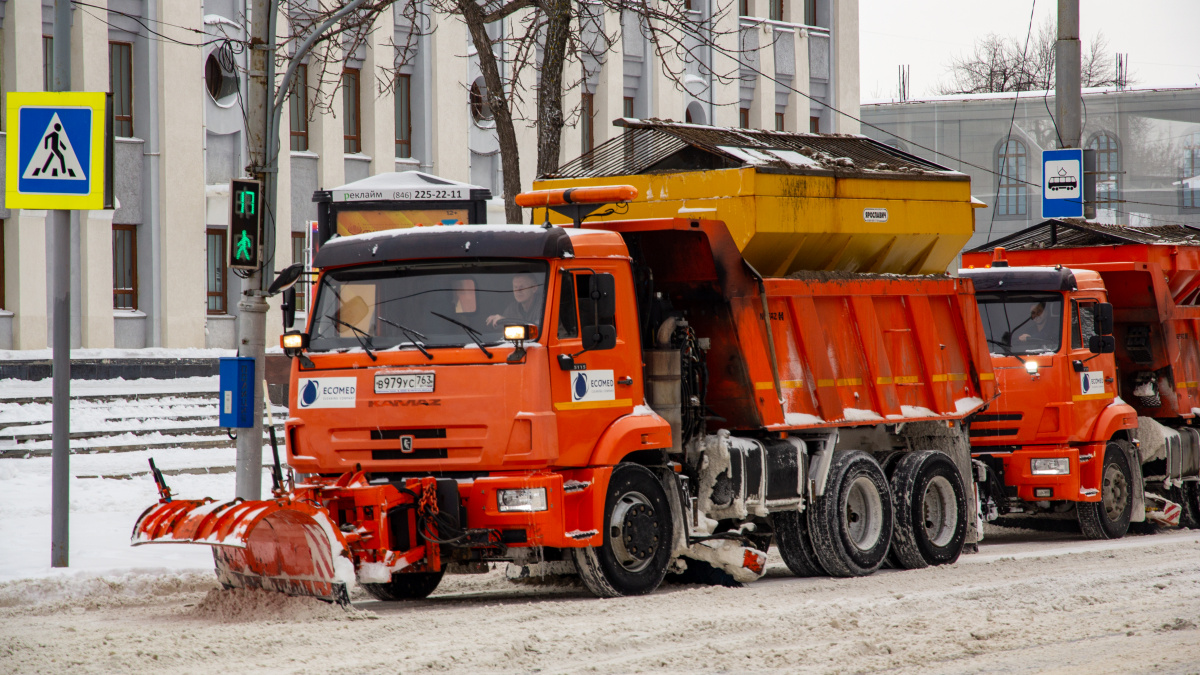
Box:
[189,587,376,623]
[0,570,217,609]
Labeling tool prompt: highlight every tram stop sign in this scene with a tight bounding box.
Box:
[5,92,108,210]
[229,178,263,271]
[1042,148,1084,219]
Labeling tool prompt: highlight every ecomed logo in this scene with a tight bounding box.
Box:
[296,378,357,409]
[573,372,589,401]
[300,380,320,407]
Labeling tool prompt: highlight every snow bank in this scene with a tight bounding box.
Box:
[189,587,375,622]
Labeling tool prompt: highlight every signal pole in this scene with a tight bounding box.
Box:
[50,0,73,568]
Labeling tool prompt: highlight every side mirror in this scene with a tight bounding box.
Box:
[281,287,296,330]
[1089,335,1116,354]
[592,273,616,320]
[268,262,305,296]
[582,324,617,350]
[1096,302,1114,335]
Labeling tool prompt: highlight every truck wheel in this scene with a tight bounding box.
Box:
[807,451,893,577]
[772,509,827,577]
[573,463,673,597]
[888,451,968,569]
[1077,442,1133,540]
[361,571,445,601]
[1185,483,1200,529]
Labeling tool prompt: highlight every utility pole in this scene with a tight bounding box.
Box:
[1055,0,1081,149]
[236,0,278,500]
[50,0,73,568]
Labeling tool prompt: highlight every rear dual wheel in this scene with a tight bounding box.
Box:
[887,450,968,569]
[806,451,894,577]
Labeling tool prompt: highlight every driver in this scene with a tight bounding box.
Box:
[1016,302,1056,346]
[486,274,543,327]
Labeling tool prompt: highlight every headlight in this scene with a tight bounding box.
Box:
[1031,457,1070,475]
[504,325,528,341]
[1024,360,1039,374]
[281,332,306,350]
[497,488,548,512]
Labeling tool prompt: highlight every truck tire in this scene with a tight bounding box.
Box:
[573,463,673,597]
[1077,442,1133,540]
[887,450,968,569]
[1185,482,1200,529]
[807,451,893,577]
[772,509,827,577]
[361,571,445,601]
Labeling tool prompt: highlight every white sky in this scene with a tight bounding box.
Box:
[859,0,1200,102]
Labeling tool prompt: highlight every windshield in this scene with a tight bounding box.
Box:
[976,292,1064,355]
[308,260,548,353]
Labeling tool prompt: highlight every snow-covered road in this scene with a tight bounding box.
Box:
[2,530,1199,674]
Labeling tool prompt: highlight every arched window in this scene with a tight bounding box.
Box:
[1087,132,1120,212]
[1184,132,1200,209]
[996,139,1027,216]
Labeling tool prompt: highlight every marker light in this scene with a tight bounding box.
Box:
[1031,458,1070,475]
[497,488,548,513]
[504,325,528,341]
[281,332,306,350]
[1025,360,1039,374]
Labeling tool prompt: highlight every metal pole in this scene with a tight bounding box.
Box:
[1055,0,1081,149]
[50,0,73,568]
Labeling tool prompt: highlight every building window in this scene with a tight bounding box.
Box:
[0,220,5,310]
[739,108,750,128]
[292,232,308,316]
[1183,133,1200,210]
[206,228,227,315]
[804,0,817,25]
[775,112,785,131]
[43,36,53,90]
[769,0,784,21]
[581,92,595,167]
[289,64,309,152]
[739,0,750,17]
[810,116,820,133]
[469,77,494,123]
[996,139,1028,217]
[343,67,361,154]
[395,74,412,159]
[110,42,134,137]
[1087,132,1120,212]
[113,225,138,310]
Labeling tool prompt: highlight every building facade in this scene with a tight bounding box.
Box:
[861,87,1200,254]
[0,0,858,350]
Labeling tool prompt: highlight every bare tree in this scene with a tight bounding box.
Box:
[937,18,1122,95]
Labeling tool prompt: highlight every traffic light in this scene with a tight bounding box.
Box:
[229,178,262,271]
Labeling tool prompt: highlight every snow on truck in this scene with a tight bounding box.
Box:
[961,219,1200,539]
[133,124,997,602]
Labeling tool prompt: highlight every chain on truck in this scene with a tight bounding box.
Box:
[132,126,1000,603]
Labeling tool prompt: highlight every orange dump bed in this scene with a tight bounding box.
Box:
[593,218,998,430]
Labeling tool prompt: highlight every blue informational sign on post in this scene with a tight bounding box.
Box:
[1042,148,1084,219]
[219,357,256,429]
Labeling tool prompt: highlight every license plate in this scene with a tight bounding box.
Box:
[374,373,435,394]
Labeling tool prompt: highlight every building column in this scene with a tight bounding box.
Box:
[649,16,686,122]
[748,11,776,130]
[710,0,741,128]
[831,0,859,133]
[3,0,48,349]
[786,26,810,133]
[310,43,346,189]
[74,0,114,348]
[266,7,295,346]
[156,0,206,347]
[363,8,397,176]
[429,12,469,182]
[511,8,539,204]
[594,8,626,147]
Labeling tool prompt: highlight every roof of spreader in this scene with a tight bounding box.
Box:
[967,219,1200,253]
[542,118,965,181]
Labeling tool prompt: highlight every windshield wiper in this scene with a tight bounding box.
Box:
[430,312,493,359]
[325,315,378,361]
[378,317,433,360]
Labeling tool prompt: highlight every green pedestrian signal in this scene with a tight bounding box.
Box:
[228,178,262,271]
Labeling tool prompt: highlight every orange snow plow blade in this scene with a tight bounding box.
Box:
[132,498,350,605]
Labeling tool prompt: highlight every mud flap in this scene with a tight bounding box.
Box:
[1121,439,1147,523]
[133,498,350,605]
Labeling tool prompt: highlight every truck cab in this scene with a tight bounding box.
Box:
[962,263,1139,535]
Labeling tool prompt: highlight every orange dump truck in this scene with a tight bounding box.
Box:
[962,220,1200,539]
[134,187,996,602]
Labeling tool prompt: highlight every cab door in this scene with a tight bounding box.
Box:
[1067,297,1117,440]
[548,264,641,466]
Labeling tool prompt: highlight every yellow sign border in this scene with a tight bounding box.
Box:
[5,91,107,210]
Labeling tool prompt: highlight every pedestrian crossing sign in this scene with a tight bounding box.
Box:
[6,92,107,210]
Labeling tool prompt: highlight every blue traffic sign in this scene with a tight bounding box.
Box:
[1042,148,1084,219]
[5,92,107,210]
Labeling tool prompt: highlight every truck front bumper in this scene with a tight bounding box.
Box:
[975,444,1105,503]
[458,467,611,549]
